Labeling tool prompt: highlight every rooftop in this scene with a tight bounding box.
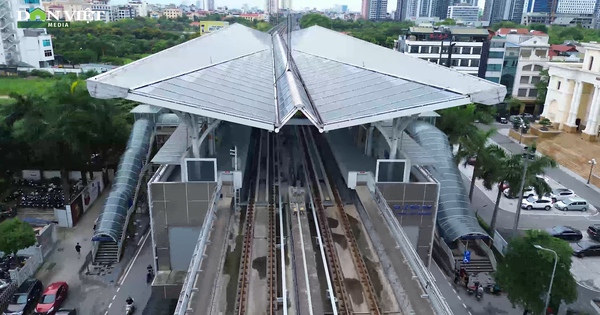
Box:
[496,28,548,37]
[87,24,505,132]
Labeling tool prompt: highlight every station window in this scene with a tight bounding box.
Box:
[42,39,51,47]
[44,50,52,57]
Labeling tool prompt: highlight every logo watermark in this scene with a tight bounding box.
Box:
[17,8,104,28]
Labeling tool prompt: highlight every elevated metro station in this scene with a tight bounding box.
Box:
[87,23,506,315]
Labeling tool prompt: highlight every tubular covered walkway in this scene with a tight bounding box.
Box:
[405,121,488,243]
[93,118,155,242]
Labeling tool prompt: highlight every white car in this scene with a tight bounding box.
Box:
[521,196,554,210]
[503,187,536,199]
[548,188,576,202]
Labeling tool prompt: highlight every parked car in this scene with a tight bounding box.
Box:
[504,186,536,199]
[500,117,508,124]
[521,113,535,122]
[35,282,69,315]
[509,115,523,124]
[4,278,43,315]
[55,310,76,315]
[587,224,600,241]
[502,175,549,194]
[546,226,583,241]
[522,196,553,210]
[549,188,576,202]
[554,197,589,212]
[571,241,600,257]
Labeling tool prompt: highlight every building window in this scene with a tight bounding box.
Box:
[24,0,39,3]
[523,65,532,71]
[557,81,561,90]
[472,47,482,55]
[42,39,51,47]
[461,47,471,54]
[518,89,528,97]
[488,64,502,71]
[431,46,440,54]
[528,89,538,97]
[420,46,430,54]
[590,57,594,71]
[489,51,504,59]
[520,76,530,84]
[453,47,461,54]
[521,50,532,58]
[410,45,419,53]
[534,49,547,58]
[44,50,52,57]
[452,59,459,66]
[531,76,541,84]
[471,59,480,67]
[533,65,543,71]
[490,41,505,48]
[460,59,469,67]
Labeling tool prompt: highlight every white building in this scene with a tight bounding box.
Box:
[542,43,600,140]
[0,0,55,68]
[556,0,596,15]
[281,0,292,10]
[446,5,480,23]
[509,34,550,103]
[127,0,148,17]
[91,3,113,22]
[203,0,214,11]
[264,0,277,15]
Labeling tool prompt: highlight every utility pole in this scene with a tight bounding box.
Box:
[512,146,537,237]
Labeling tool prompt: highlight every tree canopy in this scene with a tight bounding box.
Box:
[495,229,578,313]
[0,218,37,256]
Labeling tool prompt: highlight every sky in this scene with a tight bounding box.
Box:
[117,0,486,17]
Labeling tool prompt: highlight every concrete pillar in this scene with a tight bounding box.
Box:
[564,81,583,132]
[365,125,374,157]
[583,85,600,140]
[389,118,400,160]
[190,116,201,158]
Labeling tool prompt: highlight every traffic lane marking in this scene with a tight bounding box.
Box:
[118,231,151,285]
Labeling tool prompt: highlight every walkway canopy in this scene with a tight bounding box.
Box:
[87,24,506,132]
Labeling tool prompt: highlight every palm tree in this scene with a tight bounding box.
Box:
[454,128,497,201]
[479,146,557,238]
[437,103,495,150]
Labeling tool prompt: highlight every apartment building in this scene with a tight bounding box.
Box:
[486,36,506,83]
[395,26,490,77]
[163,8,182,19]
[446,5,479,23]
[112,5,138,20]
[497,28,550,112]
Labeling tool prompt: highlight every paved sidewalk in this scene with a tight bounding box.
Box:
[35,189,112,311]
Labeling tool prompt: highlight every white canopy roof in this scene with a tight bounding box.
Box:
[87,24,506,132]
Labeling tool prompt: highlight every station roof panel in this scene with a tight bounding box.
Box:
[88,24,506,132]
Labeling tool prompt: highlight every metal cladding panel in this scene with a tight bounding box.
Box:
[94,118,155,242]
[87,23,273,91]
[292,51,466,125]
[135,51,276,124]
[405,121,488,243]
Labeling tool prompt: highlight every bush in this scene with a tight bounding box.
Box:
[539,118,552,131]
[29,69,54,78]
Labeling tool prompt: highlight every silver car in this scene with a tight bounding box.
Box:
[548,188,576,202]
[554,197,589,212]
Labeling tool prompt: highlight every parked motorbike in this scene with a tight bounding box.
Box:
[484,283,502,295]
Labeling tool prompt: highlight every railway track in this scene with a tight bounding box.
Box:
[234,130,279,315]
[300,126,382,315]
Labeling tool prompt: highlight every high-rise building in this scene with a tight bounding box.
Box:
[556,0,596,14]
[447,5,479,22]
[264,0,278,15]
[361,0,370,18]
[483,0,511,24]
[405,0,450,19]
[281,0,292,10]
[203,0,214,11]
[368,0,388,19]
[395,0,406,20]
[508,0,525,23]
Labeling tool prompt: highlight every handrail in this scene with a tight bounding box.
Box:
[174,179,223,315]
[476,239,497,270]
[373,187,455,315]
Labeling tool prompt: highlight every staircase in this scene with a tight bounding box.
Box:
[456,257,495,274]
[95,241,119,264]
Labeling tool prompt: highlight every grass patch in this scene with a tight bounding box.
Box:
[0,98,15,105]
[0,77,55,96]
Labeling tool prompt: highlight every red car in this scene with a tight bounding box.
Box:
[35,282,68,315]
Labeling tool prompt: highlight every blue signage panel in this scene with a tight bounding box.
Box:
[393,204,434,215]
[463,250,471,263]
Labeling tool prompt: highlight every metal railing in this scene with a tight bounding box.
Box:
[173,179,223,315]
[373,187,454,315]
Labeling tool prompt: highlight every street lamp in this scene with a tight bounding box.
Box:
[534,244,558,314]
[587,158,597,185]
[512,146,537,237]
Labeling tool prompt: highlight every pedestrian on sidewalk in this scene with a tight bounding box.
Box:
[75,243,81,258]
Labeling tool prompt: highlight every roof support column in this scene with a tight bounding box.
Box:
[365,125,374,157]
[174,111,203,158]
[387,115,419,180]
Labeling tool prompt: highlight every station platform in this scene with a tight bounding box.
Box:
[324,127,377,187]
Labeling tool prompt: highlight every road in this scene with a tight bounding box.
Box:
[106,232,153,315]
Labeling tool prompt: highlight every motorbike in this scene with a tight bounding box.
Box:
[146,270,154,284]
[484,283,502,295]
[476,287,484,301]
[125,304,135,314]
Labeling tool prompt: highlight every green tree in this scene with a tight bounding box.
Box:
[0,218,37,257]
[535,69,550,105]
[455,128,496,200]
[479,146,556,237]
[495,229,578,314]
[436,104,495,149]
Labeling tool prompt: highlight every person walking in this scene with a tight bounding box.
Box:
[75,243,81,259]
